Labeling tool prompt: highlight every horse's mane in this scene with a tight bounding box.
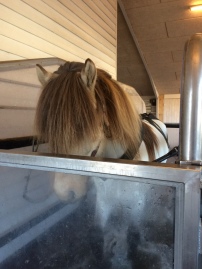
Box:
[35,61,158,160]
[95,69,142,159]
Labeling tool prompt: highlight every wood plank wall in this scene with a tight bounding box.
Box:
[158,94,180,123]
[157,94,180,150]
[0,0,117,78]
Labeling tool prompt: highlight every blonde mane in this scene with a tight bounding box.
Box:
[35,62,158,160]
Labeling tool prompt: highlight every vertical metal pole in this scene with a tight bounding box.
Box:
[179,33,202,163]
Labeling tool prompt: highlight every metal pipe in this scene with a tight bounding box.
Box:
[179,33,202,163]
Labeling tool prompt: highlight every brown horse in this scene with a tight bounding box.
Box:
[35,58,169,202]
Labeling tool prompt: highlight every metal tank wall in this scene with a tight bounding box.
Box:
[0,150,201,269]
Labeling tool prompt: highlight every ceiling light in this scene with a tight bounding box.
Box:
[190,5,202,11]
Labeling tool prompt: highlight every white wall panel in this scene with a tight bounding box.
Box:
[0,0,117,77]
[163,94,180,123]
[0,59,63,138]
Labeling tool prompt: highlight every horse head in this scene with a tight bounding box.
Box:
[36,59,106,202]
[35,58,167,202]
[35,59,106,157]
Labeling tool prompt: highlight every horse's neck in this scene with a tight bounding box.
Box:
[140,119,169,162]
[100,119,169,162]
[100,138,150,161]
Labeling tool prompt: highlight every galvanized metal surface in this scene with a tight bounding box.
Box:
[0,149,199,182]
[179,33,202,163]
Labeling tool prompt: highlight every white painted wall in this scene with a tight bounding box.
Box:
[163,94,180,123]
[163,94,180,150]
[0,0,117,139]
[0,0,117,77]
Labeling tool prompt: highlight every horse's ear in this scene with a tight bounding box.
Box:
[36,64,53,86]
[81,59,97,90]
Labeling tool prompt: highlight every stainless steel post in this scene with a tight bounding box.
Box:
[179,33,202,164]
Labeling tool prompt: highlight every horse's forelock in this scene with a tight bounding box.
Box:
[35,69,102,154]
[54,61,85,75]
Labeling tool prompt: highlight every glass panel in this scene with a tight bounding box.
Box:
[0,166,175,269]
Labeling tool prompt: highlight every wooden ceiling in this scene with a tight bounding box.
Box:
[117,0,202,96]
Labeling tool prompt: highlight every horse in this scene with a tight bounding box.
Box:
[35,58,171,269]
[35,58,169,201]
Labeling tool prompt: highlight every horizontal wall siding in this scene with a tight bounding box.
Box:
[0,0,117,77]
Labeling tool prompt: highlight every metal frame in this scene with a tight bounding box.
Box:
[0,149,201,269]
